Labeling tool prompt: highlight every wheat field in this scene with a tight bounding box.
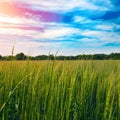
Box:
[0,60,120,120]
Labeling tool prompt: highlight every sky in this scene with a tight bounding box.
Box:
[0,0,120,56]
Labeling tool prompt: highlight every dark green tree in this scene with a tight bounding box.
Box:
[56,56,65,60]
[0,55,2,60]
[15,53,27,60]
[49,54,54,60]
[34,55,48,60]
[108,53,120,60]
[6,56,14,61]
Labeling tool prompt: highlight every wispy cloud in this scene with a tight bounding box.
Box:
[22,0,108,12]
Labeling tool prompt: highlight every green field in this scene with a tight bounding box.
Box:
[0,60,120,120]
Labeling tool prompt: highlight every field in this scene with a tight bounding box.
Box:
[0,60,120,120]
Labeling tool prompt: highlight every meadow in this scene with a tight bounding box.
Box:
[0,60,120,120]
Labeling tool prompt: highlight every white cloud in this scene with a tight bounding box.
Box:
[95,25,114,30]
[73,16,94,24]
[0,15,44,38]
[0,37,53,56]
[0,15,43,26]
[95,23,120,31]
[0,27,36,36]
[81,30,120,44]
[20,0,109,12]
[35,27,80,39]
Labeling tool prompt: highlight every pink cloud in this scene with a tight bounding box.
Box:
[0,24,44,31]
[0,1,62,23]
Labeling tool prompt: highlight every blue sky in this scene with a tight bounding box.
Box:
[0,0,120,55]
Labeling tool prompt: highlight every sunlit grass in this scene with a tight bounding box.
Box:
[0,60,120,120]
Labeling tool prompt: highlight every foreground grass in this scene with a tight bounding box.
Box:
[0,60,120,120]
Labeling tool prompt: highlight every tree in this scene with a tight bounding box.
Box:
[0,55,2,60]
[109,53,120,60]
[56,56,65,60]
[34,55,48,60]
[49,54,54,60]
[15,53,27,60]
[6,56,14,61]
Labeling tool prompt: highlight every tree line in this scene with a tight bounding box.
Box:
[0,52,120,60]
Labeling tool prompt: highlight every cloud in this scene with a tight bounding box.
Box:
[0,0,120,55]
[89,0,113,9]
[35,27,79,39]
[81,30,120,44]
[23,0,106,12]
[95,23,120,31]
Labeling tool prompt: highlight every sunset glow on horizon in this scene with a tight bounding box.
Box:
[0,0,120,55]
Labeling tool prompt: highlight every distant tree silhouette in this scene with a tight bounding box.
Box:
[108,53,120,60]
[6,56,14,60]
[15,53,27,60]
[34,55,48,60]
[1,52,120,61]
[0,55,2,60]
[49,54,54,60]
[56,56,65,60]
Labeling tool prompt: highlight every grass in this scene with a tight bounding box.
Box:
[0,60,120,120]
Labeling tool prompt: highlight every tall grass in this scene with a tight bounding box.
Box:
[0,60,120,120]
